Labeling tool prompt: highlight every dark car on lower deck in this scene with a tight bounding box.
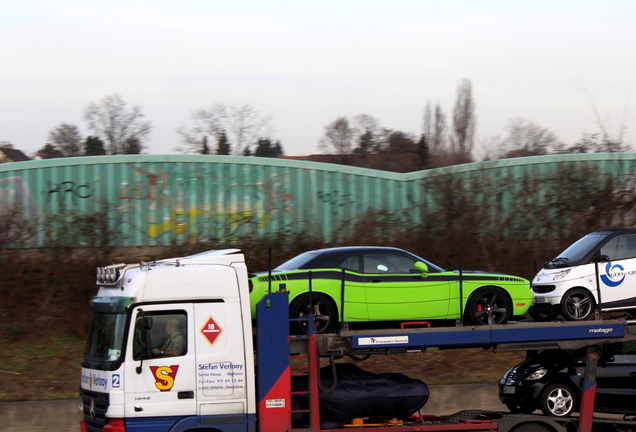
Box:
[499,340,636,417]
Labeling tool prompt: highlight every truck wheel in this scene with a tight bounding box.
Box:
[505,402,536,414]
[290,293,337,334]
[560,288,594,321]
[539,382,577,417]
[466,287,511,325]
[510,424,550,432]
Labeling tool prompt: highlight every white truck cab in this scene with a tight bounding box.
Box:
[79,249,256,432]
[530,228,636,321]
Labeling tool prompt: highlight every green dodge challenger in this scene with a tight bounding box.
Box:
[249,246,533,334]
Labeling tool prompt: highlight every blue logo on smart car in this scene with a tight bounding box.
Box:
[600,262,625,287]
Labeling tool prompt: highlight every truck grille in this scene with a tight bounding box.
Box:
[80,388,110,432]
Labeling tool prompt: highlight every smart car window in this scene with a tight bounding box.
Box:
[600,234,636,261]
[557,233,608,262]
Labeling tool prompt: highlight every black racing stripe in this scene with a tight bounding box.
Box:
[258,271,365,283]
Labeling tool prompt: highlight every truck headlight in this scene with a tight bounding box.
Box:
[523,368,547,380]
[553,269,571,280]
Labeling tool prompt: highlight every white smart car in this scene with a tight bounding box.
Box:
[530,228,636,321]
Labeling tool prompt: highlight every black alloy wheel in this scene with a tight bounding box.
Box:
[560,288,594,321]
[466,287,512,325]
[290,293,337,334]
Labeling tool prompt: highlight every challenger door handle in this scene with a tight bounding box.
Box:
[372,279,381,283]
[178,391,195,399]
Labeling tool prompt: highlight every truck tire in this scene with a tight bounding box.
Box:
[510,424,550,432]
[560,288,594,321]
[539,382,577,417]
[466,287,511,325]
[290,293,337,334]
[506,402,536,414]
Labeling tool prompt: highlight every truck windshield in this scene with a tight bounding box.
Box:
[85,312,128,362]
[83,297,135,367]
[546,233,609,268]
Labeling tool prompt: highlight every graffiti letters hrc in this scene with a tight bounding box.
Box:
[46,181,92,205]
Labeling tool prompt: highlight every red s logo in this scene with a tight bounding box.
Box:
[149,365,180,391]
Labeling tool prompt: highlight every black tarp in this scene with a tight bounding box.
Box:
[291,363,429,428]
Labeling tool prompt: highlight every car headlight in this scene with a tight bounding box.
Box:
[553,269,571,280]
[523,368,547,381]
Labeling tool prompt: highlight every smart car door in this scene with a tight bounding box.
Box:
[597,234,636,309]
[363,253,451,321]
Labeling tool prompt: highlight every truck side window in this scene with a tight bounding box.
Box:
[133,311,187,360]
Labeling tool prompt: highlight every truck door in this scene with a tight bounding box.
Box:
[124,304,196,419]
[194,300,250,424]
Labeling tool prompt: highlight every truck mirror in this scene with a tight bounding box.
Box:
[141,316,153,330]
[140,330,153,360]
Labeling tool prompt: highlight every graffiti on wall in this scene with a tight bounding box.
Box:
[116,165,299,241]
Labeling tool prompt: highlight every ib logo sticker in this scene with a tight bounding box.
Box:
[600,262,626,287]
[150,365,180,391]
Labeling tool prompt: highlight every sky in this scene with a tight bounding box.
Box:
[2,0,635,158]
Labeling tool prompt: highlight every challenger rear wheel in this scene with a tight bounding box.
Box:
[290,293,337,334]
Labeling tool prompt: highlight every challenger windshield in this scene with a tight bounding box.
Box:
[83,297,135,369]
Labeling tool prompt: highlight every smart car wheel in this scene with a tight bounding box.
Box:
[290,293,337,334]
[539,382,577,417]
[560,288,594,321]
[466,287,511,325]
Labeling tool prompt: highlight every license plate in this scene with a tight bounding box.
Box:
[503,386,516,394]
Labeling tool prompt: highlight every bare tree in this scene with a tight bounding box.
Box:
[352,114,385,153]
[319,116,355,163]
[555,132,628,154]
[584,90,630,153]
[500,118,560,158]
[450,79,475,164]
[47,123,83,157]
[422,101,450,167]
[423,102,449,154]
[83,94,152,155]
[177,103,272,156]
